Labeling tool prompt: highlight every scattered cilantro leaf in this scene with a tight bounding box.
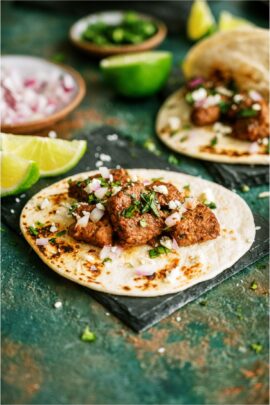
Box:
[250,280,258,290]
[81,326,96,343]
[210,136,218,147]
[102,257,112,264]
[250,342,263,354]
[180,135,188,142]
[149,245,171,258]
[185,92,193,104]
[29,226,38,236]
[49,238,56,244]
[141,191,160,217]
[151,177,164,182]
[199,300,208,306]
[204,201,217,209]
[238,108,258,118]
[56,230,66,237]
[51,53,66,63]
[168,155,179,165]
[241,184,250,193]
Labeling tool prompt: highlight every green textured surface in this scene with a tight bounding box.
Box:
[1,1,269,404]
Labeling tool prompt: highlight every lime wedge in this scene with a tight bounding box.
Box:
[1,133,87,177]
[100,52,172,98]
[219,11,253,31]
[187,0,216,41]
[1,151,40,197]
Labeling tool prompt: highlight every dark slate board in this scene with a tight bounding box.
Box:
[161,69,269,189]
[2,126,269,332]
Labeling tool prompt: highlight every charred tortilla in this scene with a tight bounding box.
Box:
[20,169,255,297]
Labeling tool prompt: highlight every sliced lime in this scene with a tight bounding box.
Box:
[1,151,40,197]
[187,0,216,41]
[100,51,172,98]
[1,133,87,177]
[219,11,253,31]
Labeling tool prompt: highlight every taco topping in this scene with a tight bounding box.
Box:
[185,77,269,142]
[67,168,220,250]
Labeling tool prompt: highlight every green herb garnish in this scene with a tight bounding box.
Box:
[29,226,38,236]
[68,202,78,215]
[49,238,56,244]
[250,342,263,354]
[81,326,96,343]
[168,155,179,165]
[56,230,66,237]
[250,280,258,290]
[185,92,194,104]
[151,177,164,182]
[149,245,171,258]
[219,100,231,114]
[139,219,147,228]
[238,108,258,118]
[204,201,217,209]
[141,191,160,217]
[210,136,218,147]
[199,300,208,306]
[122,200,140,218]
[180,135,188,143]
[102,257,112,264]
[35,221,44,228]
[241,184,250,193]
[183,184,190,191]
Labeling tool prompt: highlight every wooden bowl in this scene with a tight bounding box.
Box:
[1,56,86,134]
[69,11,167,57]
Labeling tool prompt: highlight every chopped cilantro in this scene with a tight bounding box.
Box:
[250,280,258,290]
[149,245,171,258]
[183,184,190,191]
[139,219,147,228]
[235,306,244,320]
[29,226,38,236]
[219,100,231,114]
[102,257,112,264]
[51,53,66,63]
[81,326,96,343]
[49,238,56,244]
[250,342,263,354]
[122,201,140,218]
[168,155,179,165]
[185,92,194,104]
[238,108,258,118]
[256,263,266,270]
[199,300,208,306]
[143,139,161,155]
[204,201,217,209]
[180,135,188,143]
[183,124,191,130]
[56,230,66,237]
[241,184,250,193]
[141,191,160,217]
[35,221,44,227]
[68,202,78,214]
[151,177,164,182]
[88,194,99,204]
[210,136,218,147]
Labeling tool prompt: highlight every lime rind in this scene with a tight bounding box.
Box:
[187,0,216,41]
[218,11,253,31]
[1,152,40,197]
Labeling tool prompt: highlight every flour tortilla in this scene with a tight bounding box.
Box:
[20,169,255,297]
[156,88,270,165]
[156,28,269,165]
[183,28,269,101]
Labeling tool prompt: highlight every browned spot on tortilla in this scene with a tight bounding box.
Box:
[2,339,42,403]
[122,286,131,291]
[181,262,202,279]
[199,145,267,156]
[22,214,26,218]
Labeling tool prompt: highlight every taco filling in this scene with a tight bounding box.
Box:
[67,168,220,249]
[185,75,269,142]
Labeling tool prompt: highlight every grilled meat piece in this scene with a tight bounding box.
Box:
[170,203,220,246]
[230,99,269,142]
[191,105,221,126]
[68,169,129,202]
[107,182,164,247]
[68,203,113,247]
[147,181,185,208]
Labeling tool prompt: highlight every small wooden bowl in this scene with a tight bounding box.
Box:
[69,11,167,57]
[1,56,86,134]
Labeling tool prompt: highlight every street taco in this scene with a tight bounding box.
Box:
[156,28,269,164]
[20,168,255,297]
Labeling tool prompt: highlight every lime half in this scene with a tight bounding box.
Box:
[1,133,87,177]
[100,51,172,98]
[1,151,40,197]
[219,11,253,31]
[187,0,216,41]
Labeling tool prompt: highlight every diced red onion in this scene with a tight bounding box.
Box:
[89,208,104,223]
[172,238,179,250]
[165,212,181,227]
[136,264,157,277]
[188,77,204,89]
[94,187,108,199]
[249,90,262,102]
[76,213,90,227]
[248,142,260,154]
[99,167,110,179]
[36,238,49,246]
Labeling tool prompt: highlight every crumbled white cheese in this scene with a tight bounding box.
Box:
[252,103,261,111]
[54,301,62,309]
[176,316,181,322]
[50,223,58,233]
[158,347,166,354]
[199,188,215,204]
[153,185,168,195]
[216,86,233,97]
[255,226,261,231]
[168,200,181,210]
[166,267,180,284]
[160,236,173,250]
[213,122,232,135]
[261,138,269,145]
[258,191,270,198]
[203,94,221,108]
[168,116,181,131]
[233,94,244,103]
[100,153,111,162]
[95,160,103,167]
[131,175,138,182]
[40,198,50,210]
[107,134,118,141]
[15,197,20,203]
[192,87,207,102]
[48,130,57,138]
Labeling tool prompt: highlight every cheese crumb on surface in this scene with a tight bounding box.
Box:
[95,161,103,167]
[100,153,111,162]
[176,316,181,322]
[168,116,181,131]
[107,134,118,141]
[54,301,62,309]
[40,198,50,209]
[15,197,20,203]
[153,185,168,195]
[258,191,270,199]
[158,347,166,354]
[48,130,57,138]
